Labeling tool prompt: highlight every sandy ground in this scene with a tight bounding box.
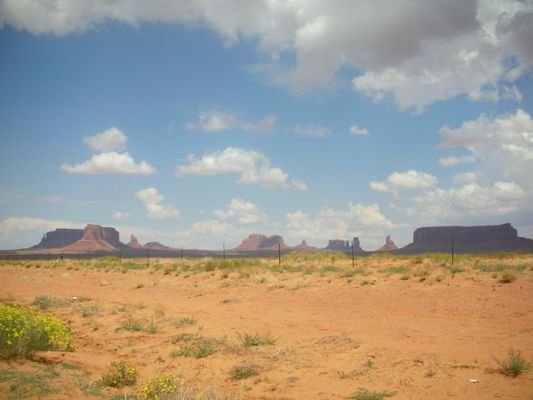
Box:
[0,256,532,399]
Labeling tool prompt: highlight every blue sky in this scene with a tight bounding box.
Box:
[1,0,532,250]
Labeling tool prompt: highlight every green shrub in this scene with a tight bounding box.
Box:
[348,388,396,400]
[101,361,138,388]
[138,374,179,400]
[177,341,216,358]
[230,363,261,380]
[241,332,276,347]
[0,304,75,359]
[496,348,531,377]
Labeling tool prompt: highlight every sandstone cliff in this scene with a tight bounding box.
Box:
[233,234,288,251]
[377,235,398,252]
[34,228,84,249]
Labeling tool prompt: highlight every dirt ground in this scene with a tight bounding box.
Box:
[0,255,532,399]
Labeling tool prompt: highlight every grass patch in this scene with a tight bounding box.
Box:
[120,316,144,332]
[0,367,60,399]
[171,333,195,343]
[495,348,531,377]
[348,388,396,400]
[241,332,276,347]
[81,305,102,317]
[175,316,197,328]
[177,340,216,358]
[377,266,409,275]
[230,363,261,380]
[101,361,138,388]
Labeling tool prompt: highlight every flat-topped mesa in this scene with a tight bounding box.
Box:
[34,228,83,249]
[234,234,288,250]
[144,242,171,250]
[401,223,533,253]
[60,224,121,253]
[413,223,517,245]
[378,235,398,252]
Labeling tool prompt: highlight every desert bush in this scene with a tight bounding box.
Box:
[177,341,216,358]
[32,295,56,310]
[496,348,531,377]
[348,388,396,400]
[101,361,138,388]
[120,316,144,332]
[500,272,517,283]
[175,316,197,328]
[138,374,179,400]
[0,304,75,359]
[230,362,261,380]
[240,332,276,347]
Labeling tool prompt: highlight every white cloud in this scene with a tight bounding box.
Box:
[185,111,276,133]
[0,216,82,248]
[411,181,525,222]
[286,202,394,246]
[453,172,477,185]
[135,188,180,220]
[112,211,130,221]
[292,124,331,138]
[83,127,127,152]
[61,152,156,175]
[438,109,533,188]
[2,1,531,111]
[176,147,307,190]
[349,125,369,136]
[439,155,476,167]
[213,198,267,224]
[370,170,438,196]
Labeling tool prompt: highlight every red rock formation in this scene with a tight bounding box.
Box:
[127,235,143,249]
[33,228,84,249]
[294,240,315,251]
[234,234,288,250]
[143,242,171,250]
[377,235,398,252]
[61,224,119,252]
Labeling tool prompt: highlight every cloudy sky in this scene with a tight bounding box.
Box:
[1,0,532,250]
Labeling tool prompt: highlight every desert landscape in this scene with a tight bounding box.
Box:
[1,252,532,399]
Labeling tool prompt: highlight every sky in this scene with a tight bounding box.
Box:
[0,0,532,251]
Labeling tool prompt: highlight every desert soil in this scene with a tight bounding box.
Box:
[0,256,532,399]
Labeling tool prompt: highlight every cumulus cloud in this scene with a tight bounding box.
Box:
[61,128,156,175]
[61,152,156,175]
[370,170,438,196]
[349,125,369,136]
[213,198,267,224]
[176,147,307,190]
[83,127,127,152]
[112,211,130,221]
[409,181,525,222]
[0,216,82,248]
[185,111,276,133]
[439,155,477,167]
[2,1,531,111]
[453,172,477,185]
[438,109,533,188]
[136,188,180,220]
[286,202,394,246]
[292,124,331,138]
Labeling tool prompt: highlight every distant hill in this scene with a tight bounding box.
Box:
[233,234,289,251]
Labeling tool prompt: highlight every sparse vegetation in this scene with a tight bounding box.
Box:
[496,348,531,377]
[0,367,60,399]
[138,374,179,399]
[500,272,516,283]
[241,332,276,347]
[101,361,138,388]
[177,340,217,358]
[120,316,144,332]
[175,316,197,328]
[230,362,261,380]
[348,388,396,400]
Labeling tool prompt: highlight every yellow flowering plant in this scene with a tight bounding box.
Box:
[0,303,75,359]
[101,361,138,388]
[137,374,179,400]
